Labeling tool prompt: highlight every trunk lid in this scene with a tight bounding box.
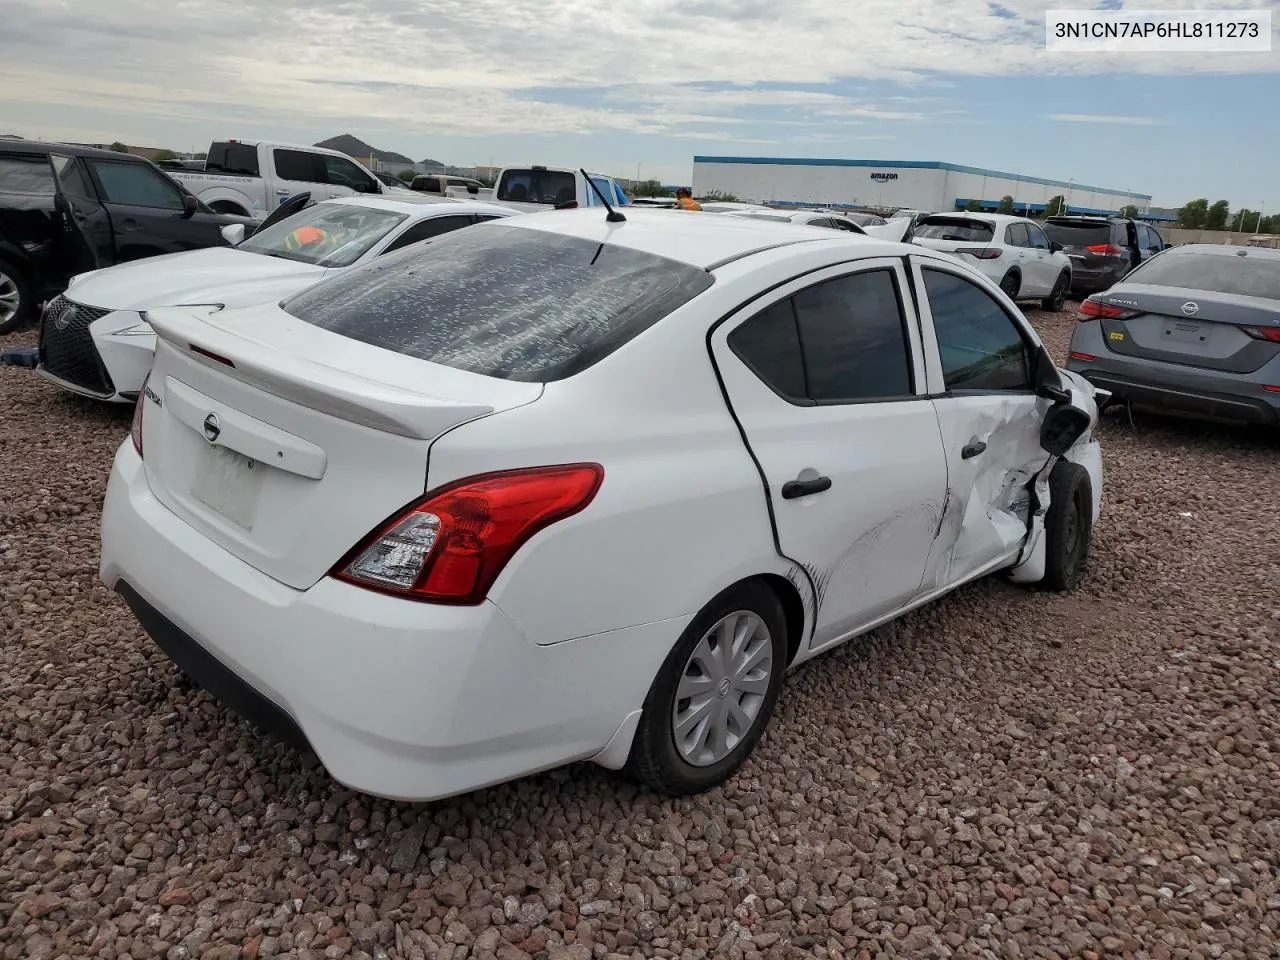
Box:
[1095,285,1280,373]
[139,303,543,589]
[1044,220,1127,272]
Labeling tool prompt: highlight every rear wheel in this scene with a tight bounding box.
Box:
[625,581,788,795]
[999,271,1020,300]
[1042,461,1093,591]
[0,258,34,335]
[1041,272,1069,312]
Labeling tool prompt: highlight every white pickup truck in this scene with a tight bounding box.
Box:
[167,140,385,219]
[447,165,629,213]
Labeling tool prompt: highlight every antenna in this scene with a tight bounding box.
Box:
[581,168,626,223]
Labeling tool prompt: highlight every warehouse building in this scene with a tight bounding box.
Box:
[692,156,1151,217]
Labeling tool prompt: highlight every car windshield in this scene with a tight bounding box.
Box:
[496,169,576,205]
[1125,251,1280,301]
[1044,221,1112,247]
[914,217,995,242]
[238,204,407,267]
[281,224,716,382]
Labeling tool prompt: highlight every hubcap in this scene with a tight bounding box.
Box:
[0,270,19,326]
[672,611,774,767]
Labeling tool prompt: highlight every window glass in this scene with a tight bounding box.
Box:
[1124,250,1280,300]
[0,154,55,195]
[1025,222,1050,249]
[88,161,183,209]
[922,268,1031,391]
[380,215,477,254]
[496,169,576,205]
[324,155,374,191]
[205,142,260,176]
[792,270,913,401]
[1044,220,1111,248]
[50,156,95,200]
[914,217,995,242]
[727,299,806,400]
[1005,223,1030,247]
[283,225,715,381]
[273,149,323,183]
[238,203,406,267]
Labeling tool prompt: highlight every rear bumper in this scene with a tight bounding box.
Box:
[99,442,683,801]
[1066,265,1125,294]
[1066,363,1280,425]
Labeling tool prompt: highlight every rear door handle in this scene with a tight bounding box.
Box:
[961,440,987,460]
[781,476,832,499]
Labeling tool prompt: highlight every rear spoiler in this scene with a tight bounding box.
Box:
[144,307,497,440]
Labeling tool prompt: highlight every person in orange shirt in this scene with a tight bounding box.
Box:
[674,187,701,211]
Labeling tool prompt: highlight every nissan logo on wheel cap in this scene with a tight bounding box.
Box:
[203,413,221,442]
[1181,301,1200,316]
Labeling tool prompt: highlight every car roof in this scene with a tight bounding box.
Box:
[499,206,893,270]
[1155,243,1280,262]
[0,139,152,162]
[920,212,1032,226]
[319,195,518,217]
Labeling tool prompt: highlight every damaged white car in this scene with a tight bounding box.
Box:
[99,209,1105,803]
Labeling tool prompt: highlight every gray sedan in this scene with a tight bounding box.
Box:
[1066,244,1280,426]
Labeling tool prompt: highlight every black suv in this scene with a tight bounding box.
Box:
[0,140,252,333]
[1042,215,1168,296]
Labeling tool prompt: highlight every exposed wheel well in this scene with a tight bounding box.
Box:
[755,573,806,666]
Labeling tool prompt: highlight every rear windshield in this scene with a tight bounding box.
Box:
[1125,251,1280,301]
[205,142,260,177]
[1044,221,1114,247]
[282,224,715,381]
[497,169,575,205]
[914,217,994,242]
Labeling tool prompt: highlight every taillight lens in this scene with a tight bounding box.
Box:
[1086,243,1124,257]
[333,463,604,605]
[130,375,147,457]
[957,246,1002,260]
[1242,325,1280,343]
[1079,297,1137,321]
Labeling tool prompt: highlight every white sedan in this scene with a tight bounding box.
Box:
[35,194,519,403]
[910,213,1074,311]
[99,208,1106,802]
[728,207,913,241]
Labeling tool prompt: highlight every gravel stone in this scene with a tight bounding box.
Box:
[2,309,1279,958]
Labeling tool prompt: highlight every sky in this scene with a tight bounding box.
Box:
[0,0,1277,210]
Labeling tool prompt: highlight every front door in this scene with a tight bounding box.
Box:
[47,154,113,276]
[82,157,219,258]
[907,257,1052,594]
[710,258,949,647]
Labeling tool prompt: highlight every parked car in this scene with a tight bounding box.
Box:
[1043,216,1167,296]
[1066,243,1280,426]
[37,194,519,402]
[628,197,679,208]
[727,208,912,243]
[698,201,772,214]
[842,211,889,227]
[911,213,1073,311]
[0,139,252,334]
[373,171,414,194]
[411,173,483,196]
[457,166,630,212]
[99,208,1105,802]
[165,139,385,219]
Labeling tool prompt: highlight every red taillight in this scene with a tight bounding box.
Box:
[1242,325,1280,343]
[333,464,604,605]
[1263,385,1280,394]
[1086,243,1124,257]
[957,246,1002,260]
[1069,351,1097,362]
[1078,297,1136,321]
[130,375,147,457]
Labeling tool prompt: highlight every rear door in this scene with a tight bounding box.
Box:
[47,154,114,274]
[1003,222,1039,293]
[907,256,1052,593]
[710,258,948,646]
[82,157,218,257]
[0,152,70,288]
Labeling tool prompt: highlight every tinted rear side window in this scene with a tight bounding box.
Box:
[497,169,576,204]
[283,225,715,381]
[1043,221,1112,247]
[1124,251,1280,301]
[205,143,260,177]
[914,218,994,242]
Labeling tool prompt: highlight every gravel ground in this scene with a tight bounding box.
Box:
[2,308,1278,960]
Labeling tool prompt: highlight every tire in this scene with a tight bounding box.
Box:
[1041,272,1069,312]
[999,271,1020,300]
[1042,460,1093,592]
[0,257,35,335]
[625,581,789,796]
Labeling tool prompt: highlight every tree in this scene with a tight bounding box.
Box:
[965,199,983,212]
[630,178,671,198]
[1205,199,1230,232]
[1178,198,1208,229]
[1119,204,1139,219]
[996,195,1015,215]
[152,149,178,163]
[108,141,129,153]
[698,190,740,202]
[1045,195,1066,217]
[397,169,416,182]
[1232,208,1260,233]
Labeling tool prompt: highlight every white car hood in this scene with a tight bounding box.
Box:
[67,247,329,313]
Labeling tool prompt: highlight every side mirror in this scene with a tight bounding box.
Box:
[181,193,198,218]
[1040,403,1092,457]
[467,183,479,195]
[220,223,246,245]
[53,193,69,215]
[1050,240,1064,253]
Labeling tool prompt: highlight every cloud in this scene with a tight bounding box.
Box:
[1048,114,1167,125]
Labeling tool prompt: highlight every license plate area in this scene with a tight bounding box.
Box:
[1162,320,1207,345]
[191,443,266,530]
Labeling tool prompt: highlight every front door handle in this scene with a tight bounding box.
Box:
[781,475,832,499]
[961,440,987,460]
